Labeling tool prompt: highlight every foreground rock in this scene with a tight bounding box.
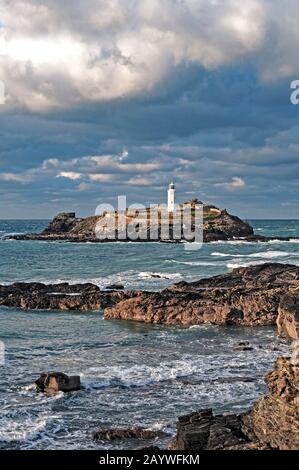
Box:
[0,282,140,311]
[35,372,81,393]
[169,343,299,450]
[93,427,165,442]
[105,263,299,329]
[277,293,299,340]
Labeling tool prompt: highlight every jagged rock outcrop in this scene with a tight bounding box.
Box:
[277,293,299,340]
[105,263,299,328]
[169,344,299,450]
[0,282,140,311]
[203,209,253,241]
[42,212,80,235]
[35,372,81,394]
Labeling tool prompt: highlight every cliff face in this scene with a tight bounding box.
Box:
[169,343,299,450]
[105,263,299,328]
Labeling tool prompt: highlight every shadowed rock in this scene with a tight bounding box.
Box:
[92,427,166,442]
[35,372,81,394]
[277,293,299,340]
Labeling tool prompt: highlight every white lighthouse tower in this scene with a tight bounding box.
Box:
[167,182,176,212]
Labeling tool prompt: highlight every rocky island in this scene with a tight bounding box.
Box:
[1,263,298,340]
[8,204,299,243]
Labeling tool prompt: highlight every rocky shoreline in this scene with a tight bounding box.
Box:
[1,263,299,340]
[32,343,299,450]
[169,342,299,450]
[105,263,299,339]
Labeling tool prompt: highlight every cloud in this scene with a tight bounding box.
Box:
[229,176,246,189]
[57,171,82,180]
[0,172,33,183]
[88,173,115,182]
[0,0,285,111]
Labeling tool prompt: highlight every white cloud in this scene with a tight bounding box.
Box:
[215,176,246,190]
[230,176,246,188]
[88,173,115,182]
[57,171,82,180]
[0,172,33,183]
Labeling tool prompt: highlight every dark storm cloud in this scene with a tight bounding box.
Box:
[0,1,299,218]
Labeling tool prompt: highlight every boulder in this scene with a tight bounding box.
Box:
[168,410,265,450]
[35,372,81,393]
[277,293,299,340]
[105,284,125,290]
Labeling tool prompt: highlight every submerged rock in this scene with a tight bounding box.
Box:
[35,372,81,394]
[169,343,299,450]
[105,284,125,290]
[105,263,299,329]
[92,427,165,442]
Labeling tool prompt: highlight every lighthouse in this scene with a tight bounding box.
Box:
[167,182,176,212]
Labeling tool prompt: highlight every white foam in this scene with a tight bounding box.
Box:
[168,260,224,266]
[212,250,293,259]
[0,416,49,442]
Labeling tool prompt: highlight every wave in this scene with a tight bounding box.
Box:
[0,415,50,443]
[212,250,293,259]
[167,260,224,266]
[226,260,279,269]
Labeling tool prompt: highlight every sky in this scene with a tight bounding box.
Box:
[0,0,299,219]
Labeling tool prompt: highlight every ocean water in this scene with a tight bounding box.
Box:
[0,219,298,449]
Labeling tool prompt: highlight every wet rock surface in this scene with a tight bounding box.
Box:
[105,263,299,329]
[169,343,299,450]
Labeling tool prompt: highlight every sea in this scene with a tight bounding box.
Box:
[0,219,298,450]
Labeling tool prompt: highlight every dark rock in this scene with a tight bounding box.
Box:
[233,342,254,351]
[42,212,79,235]
[35,372,81,394]
[277,293,299,340]
[105,284,125,290]
[92,427,165,442]
[105,263,299,329]
[0,281,140,311]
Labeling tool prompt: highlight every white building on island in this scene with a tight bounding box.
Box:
[167,182,176,212]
